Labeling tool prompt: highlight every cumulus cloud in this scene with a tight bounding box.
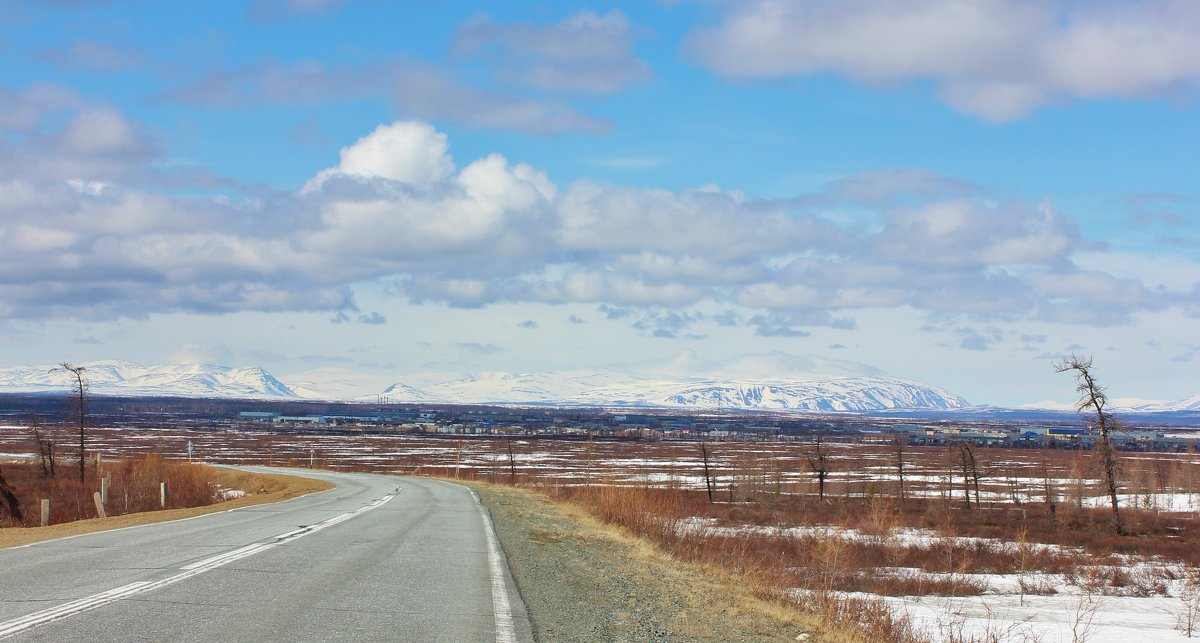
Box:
[687,0,1200,120]
[0,89,155,182]
[453,10,651,95]
[309,121,455,187]
[2,115,1193,330]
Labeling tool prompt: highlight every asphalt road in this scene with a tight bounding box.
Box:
[0,468,533,642]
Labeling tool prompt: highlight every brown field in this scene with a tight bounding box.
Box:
[3,423,1198,640]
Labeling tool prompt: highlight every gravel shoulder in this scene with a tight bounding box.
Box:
[471,481,831,642]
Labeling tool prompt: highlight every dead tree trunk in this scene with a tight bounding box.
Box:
[1056,355,1125,535]
[53,363,88,483]
[956,443,972,509]
[806,433,831,503]
[893,435,906,502]
[699,440,715,503]
[28,413,55,479]
[506,438,517,484]
[958,442,983,507]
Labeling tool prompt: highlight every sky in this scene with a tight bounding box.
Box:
[1,0,1198,407]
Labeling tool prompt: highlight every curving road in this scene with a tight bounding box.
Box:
[0,468,533,642]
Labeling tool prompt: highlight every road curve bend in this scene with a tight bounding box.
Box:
[0,468,533,642]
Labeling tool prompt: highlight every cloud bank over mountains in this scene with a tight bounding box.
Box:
[1,108,1191,335]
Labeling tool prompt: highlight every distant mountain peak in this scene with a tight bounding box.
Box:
[0,360,297,399]
[368,372,968,412]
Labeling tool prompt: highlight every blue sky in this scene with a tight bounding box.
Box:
[1,0,1198,406]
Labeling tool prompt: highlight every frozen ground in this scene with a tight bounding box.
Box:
[886,590,1195,642]
[686,518,1199,642]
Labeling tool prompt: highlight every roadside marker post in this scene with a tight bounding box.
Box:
[40,499,49,527]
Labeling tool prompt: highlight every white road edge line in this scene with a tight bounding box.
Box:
[0,492,397,639]
[469,489,518,643]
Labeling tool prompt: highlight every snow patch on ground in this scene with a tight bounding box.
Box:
[683,517,1199,641]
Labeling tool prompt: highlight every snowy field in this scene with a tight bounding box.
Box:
[680,516,1200,642]
[2,424,1198,640]
[890,591,1195,642]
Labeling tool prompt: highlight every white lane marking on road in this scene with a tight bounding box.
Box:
[0,492,396,639]
[470,490,518,643]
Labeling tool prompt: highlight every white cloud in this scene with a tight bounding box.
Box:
[687,0,1200,120]
[60,108,146,156]
[309,121,455,188]
[872,199,1084,268]
[0,84,81,132]
[1,116,1192,331]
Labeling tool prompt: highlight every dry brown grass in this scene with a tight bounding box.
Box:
[552,484,916,638]
[447,466,1200,642]
[497,481,915,642]
[0,464,332,548]
[0,455,233,526]
[464,479,867,643]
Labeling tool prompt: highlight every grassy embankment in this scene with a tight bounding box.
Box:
[462,478,875,643]
[0,457,332,548]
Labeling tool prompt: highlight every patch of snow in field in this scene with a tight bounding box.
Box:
[624,472,709,486]
[676,518,1081,556]
[0,452,35,460]
[695,515,1198,641]
[1081,493,1199,512]
[884,591,1191,642]
[597,457,703,467]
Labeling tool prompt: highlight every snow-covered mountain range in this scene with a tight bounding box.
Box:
[0,361,296,399]
[3,360,1195,413]
[372,371,971,411]
[0,360,969,412]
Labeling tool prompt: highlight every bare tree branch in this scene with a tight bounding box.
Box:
[1055,354,1125,535]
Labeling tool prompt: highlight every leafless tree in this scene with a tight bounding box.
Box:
[806,433,832,502]
[506,437,517,484]
[698,439,715,503]
[27,412,55,479]
[1040,452,1057,511]
[953,441,983,509]
[893,435,906,502]
[52,363,89,483]
[1056,355,1125,535]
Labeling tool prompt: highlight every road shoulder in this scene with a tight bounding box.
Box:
[472,481,825,642]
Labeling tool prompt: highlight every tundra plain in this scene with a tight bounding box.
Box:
[2,422,1199,641]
